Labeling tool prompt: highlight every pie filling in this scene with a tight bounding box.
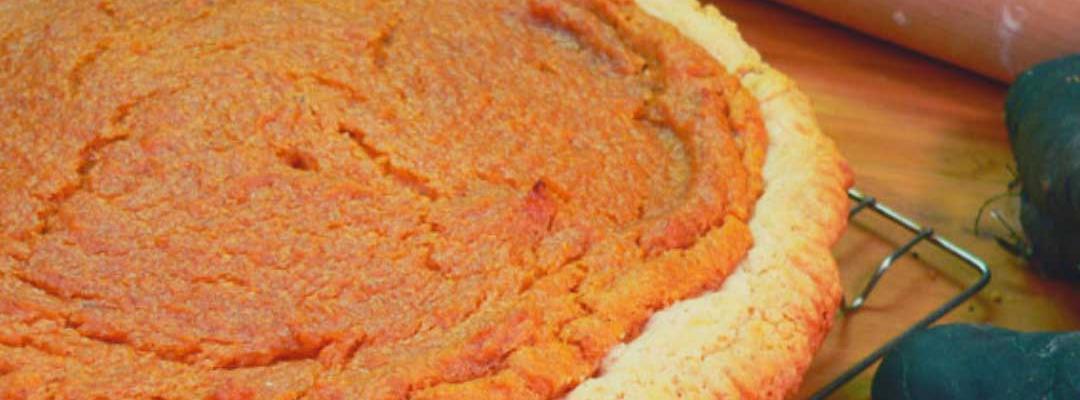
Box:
[0,0,766,398]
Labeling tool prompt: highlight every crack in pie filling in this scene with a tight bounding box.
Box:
[0,0,851,398]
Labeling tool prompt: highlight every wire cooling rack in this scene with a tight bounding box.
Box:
[808,188,992,399]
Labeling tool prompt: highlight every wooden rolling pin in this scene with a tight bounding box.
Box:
[768,0,1080,82]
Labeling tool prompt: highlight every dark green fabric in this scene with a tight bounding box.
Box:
[1005,54,1080,280]
[872,324,1080,400]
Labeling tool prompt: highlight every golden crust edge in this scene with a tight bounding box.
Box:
[568,0,853,399]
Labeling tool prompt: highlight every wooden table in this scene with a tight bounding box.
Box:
[705,0,1080,398]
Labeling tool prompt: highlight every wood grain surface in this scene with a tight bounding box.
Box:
[703,0,1080,398]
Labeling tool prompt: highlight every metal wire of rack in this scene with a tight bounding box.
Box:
[809,188,992,399]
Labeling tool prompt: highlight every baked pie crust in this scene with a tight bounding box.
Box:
[571,1,852,398]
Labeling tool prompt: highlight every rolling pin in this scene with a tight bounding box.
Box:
[769,0,1080,82]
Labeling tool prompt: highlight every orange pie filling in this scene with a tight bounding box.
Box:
[0,0,766,398]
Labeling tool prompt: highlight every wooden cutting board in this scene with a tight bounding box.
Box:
[704,0,1080,398]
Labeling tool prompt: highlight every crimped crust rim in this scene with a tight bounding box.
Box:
[570,1,853,398]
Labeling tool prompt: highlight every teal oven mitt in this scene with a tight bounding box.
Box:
[1006,54,1080,280]
[872,324,1080,400]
